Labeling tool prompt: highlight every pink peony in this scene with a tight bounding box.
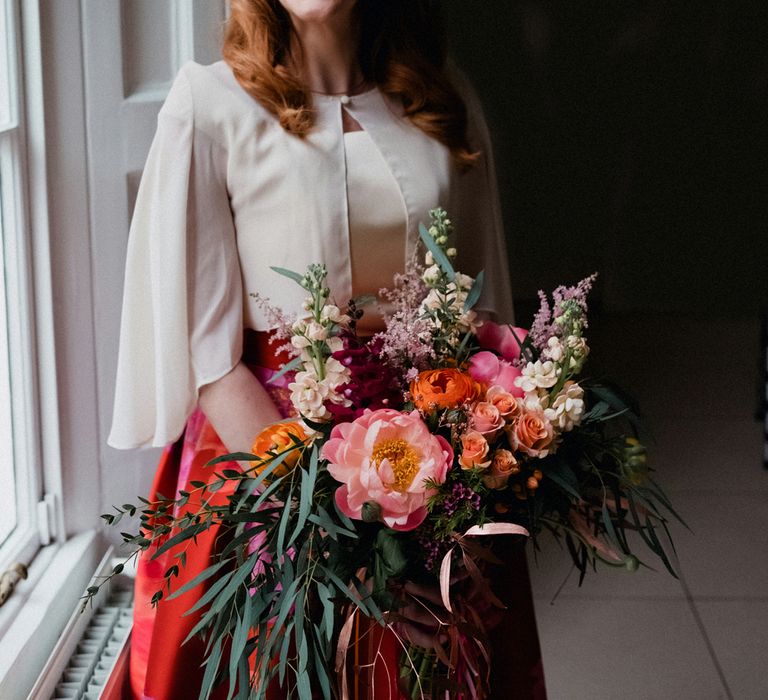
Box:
[322,408,453,531]
[468,351,524,397]
[476,321,528,362]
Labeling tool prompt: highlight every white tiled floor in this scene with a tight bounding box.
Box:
[529,315,767,700]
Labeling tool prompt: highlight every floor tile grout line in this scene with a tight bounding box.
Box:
[674,554,735,700]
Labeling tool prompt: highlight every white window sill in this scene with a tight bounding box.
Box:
[0,530,105,698]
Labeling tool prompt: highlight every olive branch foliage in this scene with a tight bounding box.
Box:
[89,429,412,700]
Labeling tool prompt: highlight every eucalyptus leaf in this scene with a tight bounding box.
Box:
[463,269,484,311]
[268,355,302,384]
[270,265,305,285]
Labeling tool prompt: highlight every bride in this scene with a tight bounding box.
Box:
[108,0,544,697]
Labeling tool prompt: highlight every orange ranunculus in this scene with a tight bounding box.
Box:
[410,368,479,412]
[250,420,308,477]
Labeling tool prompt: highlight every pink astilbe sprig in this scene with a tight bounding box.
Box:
[249,291,298,358]
[529,290,554,352]
[374,257,436,376]
[529,273,598,351]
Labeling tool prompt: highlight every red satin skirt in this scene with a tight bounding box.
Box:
[129,331,546,699]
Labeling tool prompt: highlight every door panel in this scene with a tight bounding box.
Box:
[81,0,227,534]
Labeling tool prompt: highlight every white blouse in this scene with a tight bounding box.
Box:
[344,129,407,334]
[107,60,513,450]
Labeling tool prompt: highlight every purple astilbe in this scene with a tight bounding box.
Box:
[551,272,598,322]
[325,333,403,423]
[529,290,554,351]
[529,273,598,350]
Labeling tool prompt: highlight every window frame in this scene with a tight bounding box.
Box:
[0,0,48,575]
[0,0,68,592]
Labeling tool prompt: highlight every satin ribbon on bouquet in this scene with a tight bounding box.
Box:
[439,523,530,613]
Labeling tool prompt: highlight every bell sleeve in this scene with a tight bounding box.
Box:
[449,67,515,325]
[107,63,243,450]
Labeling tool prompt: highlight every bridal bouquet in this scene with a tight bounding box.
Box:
[95,209,680,699]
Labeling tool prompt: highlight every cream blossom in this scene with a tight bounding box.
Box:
[320,304,347,324]
[543,336,565,362]
[305,320,328,342]
[289,370,331,421]
[421,264,441,286]
[326,336,344,353]
[544,380,585,431]
[515,360,559,393]
[291,334,311,349]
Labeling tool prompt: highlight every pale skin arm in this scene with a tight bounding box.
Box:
[198,361,283,455]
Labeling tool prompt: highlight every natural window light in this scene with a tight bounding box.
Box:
[0,0,43,571]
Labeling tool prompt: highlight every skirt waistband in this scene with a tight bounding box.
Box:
[242,329,286,371]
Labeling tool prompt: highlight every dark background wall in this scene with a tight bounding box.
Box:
[443,1,767,318]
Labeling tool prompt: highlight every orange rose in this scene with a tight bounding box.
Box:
[410,368,478,412]
[458,430,491,470]
[482,448,521,489]
[507,408,555,458]
[485,385,522,421]
[250,420,308,477]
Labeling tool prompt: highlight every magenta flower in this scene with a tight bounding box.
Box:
[476,321,528,362]
[321,408,453,531]
[467,351,524,397]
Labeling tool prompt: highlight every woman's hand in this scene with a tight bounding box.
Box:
[198,361,283,454]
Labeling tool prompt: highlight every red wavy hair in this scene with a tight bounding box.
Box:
[222,0,478,168]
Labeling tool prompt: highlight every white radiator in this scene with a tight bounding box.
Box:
[27,550,134,700]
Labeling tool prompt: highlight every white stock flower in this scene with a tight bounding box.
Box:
[544,336,565,362]
[454,273,474,291]
[305,320,328,342]
[289,370,331,419]
[515,360,559,393]
[422,264,441,286]
[425,250,435,265]
[326,336,344,353]
[422,288,443,311]
[324,356,350,387]
[320,304,345,324]
[522,390,548,411]
[566,335,590,368]
[292,319,307,334]
[291,334,311,349]
[544,381,585,431]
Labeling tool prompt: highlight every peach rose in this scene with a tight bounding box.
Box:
[458,430,491,470]
[485,385,522,420]
[482,448,521,489]
[250,420,309,478]
[410,368,478,412]
[471,401,505,439]
[507,408,555,458]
